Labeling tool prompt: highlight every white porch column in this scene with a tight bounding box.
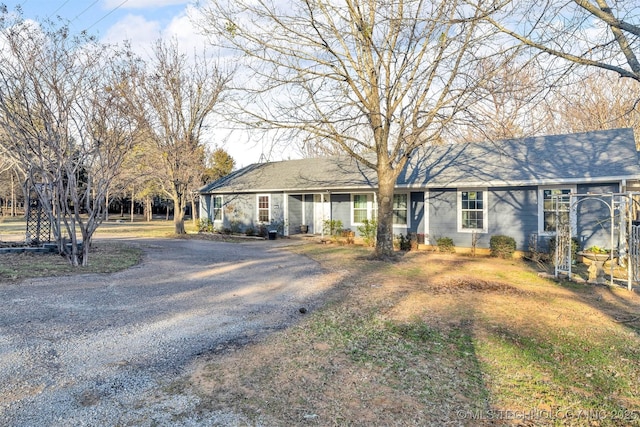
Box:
[283,193,289,236]
[424,190,430,245]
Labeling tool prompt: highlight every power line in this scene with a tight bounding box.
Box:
[72,0,99,22]
[85,0,129,32]
[49,0,72,19]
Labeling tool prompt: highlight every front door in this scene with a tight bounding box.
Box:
[313,194,330,234]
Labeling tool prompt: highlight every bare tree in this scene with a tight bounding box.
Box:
[125,39,233,234]
[198,0,503,257]
[0,15,140,266]
[460,57,555,142]
[546,71,640,138]
[486,1,640,82]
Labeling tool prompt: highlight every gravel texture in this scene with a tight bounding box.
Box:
[0,237,331,426]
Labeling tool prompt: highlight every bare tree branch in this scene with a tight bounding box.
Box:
[487,0,640,82]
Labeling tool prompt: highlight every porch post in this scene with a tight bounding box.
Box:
[301,194,306,231]
[321,193,325,238]
[284,193,289,236]
[424,190,430,245]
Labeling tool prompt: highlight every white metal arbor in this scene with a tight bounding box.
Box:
[554,192,640,290]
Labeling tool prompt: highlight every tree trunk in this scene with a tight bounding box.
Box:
[105,190,109,221]
[146,196,152,222]
[130,187,135,222]
[82,235,91,267]
[375,173,396,259]
[10,172,15,217]
[174,196,186,234]
[191,196,198,227]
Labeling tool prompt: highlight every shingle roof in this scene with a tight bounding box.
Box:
[200,128,640,194]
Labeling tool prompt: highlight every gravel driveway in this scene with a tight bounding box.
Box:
[0,237,333,426]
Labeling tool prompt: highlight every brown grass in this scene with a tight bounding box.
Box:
[0,241,142,280]
[186,246,640,426]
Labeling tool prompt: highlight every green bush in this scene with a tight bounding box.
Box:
[357,219,377,247]
[323,219,343,236]
[490,235,516,259]
[548,236,580,262]
[436,237,455,253]
[198,218,213,233]
[245,227,256,236]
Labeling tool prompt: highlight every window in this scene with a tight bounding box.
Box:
[212,196,223,222]
[541,188,572,233]
[353,194,368,223]
[257,195,270,223]
[458,190,487,232]
[393,194,408,225]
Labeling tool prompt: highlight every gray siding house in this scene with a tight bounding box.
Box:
[199,128,640,251]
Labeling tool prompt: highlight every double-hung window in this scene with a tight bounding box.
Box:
[212,195,223,222]
[458,190,487,232]
[352,194,378,225]
[353,194,369,224]
[393,194,408,225]
[257,194,270,223]
[540,187,573,234]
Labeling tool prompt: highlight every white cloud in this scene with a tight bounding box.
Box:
[163,6,209,52]
[101,6,209,54]
[102,14,161,53]
[103,0,190,9]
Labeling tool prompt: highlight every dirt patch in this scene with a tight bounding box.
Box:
[429,275,522,294]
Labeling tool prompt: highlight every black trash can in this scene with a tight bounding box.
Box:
[268,230,277,240]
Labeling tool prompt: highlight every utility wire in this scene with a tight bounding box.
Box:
[72,0,99,22]
[85,0,129,32]
[49,0,72,19]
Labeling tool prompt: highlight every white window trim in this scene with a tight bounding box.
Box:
[392,192,411,227]
[212,195,224,223]
[457,188,488,233]
[538,185,577,236]
[257,194,271,223]
[351,193,375,226]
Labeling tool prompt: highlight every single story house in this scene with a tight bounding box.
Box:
[199,128,640,251]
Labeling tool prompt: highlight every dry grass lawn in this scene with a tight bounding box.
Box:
[188,245,640,426]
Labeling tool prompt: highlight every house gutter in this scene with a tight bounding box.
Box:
[201,175,638,195]
[397,175,640,190]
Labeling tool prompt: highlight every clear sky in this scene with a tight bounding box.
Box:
[4,0,271,168]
